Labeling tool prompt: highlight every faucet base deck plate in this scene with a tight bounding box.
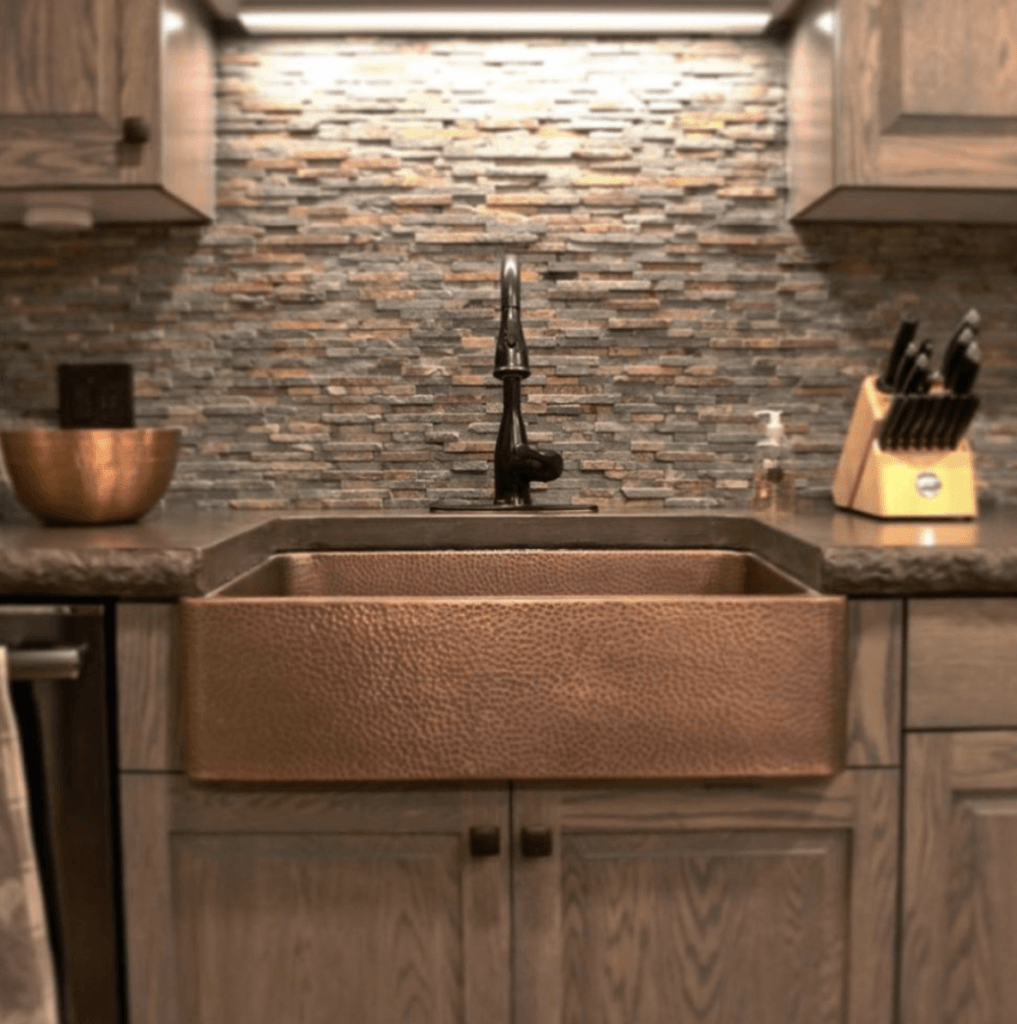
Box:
[429,502,599,513]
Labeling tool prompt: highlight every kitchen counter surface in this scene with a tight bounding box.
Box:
[0,505,1015,598]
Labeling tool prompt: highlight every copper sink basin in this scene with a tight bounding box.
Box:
[181,550,846,783]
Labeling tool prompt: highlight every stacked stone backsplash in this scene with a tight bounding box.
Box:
[2,34,1017,512]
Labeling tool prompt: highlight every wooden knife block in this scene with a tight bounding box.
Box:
[832,376,977,519]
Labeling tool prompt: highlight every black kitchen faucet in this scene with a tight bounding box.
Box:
[492,254,564,505]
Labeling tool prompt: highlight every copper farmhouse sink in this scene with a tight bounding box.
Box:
[181,550,846,783]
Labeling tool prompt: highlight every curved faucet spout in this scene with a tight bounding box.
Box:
[494,254,530,379]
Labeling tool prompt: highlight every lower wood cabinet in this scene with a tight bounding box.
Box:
[901,730,1017,1024]
[120,770,898,1024]
[120,778,511,1024]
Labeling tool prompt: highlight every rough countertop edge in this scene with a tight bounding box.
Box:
[1,507,1016,598]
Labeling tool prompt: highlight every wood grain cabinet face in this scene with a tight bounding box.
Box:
[789,0,1017,222]
[0,0,122,178]
[0,0,215,224]
[119,778,512,1024]
[513,775,899,1024]
[901,732,1017,1024]
[908,598,1017,730]
[119,774,899,1024]
[117,598,903,1024]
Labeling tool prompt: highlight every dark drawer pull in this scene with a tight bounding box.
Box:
[520,827,553,858]
[469,826,501,858]
[122,116,151,145]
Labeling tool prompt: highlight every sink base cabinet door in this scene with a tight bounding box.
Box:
[513,773,899,1024]
[901,731,1017,1024]
[119,776,510,1024]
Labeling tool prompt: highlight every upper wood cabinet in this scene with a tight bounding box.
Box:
[0,0,215,227]
[788,0,1017,222]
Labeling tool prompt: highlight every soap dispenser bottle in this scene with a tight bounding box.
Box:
[752,409,795,513]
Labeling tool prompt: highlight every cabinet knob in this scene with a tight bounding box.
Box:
[469,825,501,858]
[520,827,553,858]
[122,117,151,145]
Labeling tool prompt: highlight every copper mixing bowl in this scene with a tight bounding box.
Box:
[0,428,180,525]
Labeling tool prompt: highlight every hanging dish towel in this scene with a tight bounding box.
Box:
[0,646,59,1024]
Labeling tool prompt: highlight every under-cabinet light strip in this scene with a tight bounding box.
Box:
[237,7,772,35]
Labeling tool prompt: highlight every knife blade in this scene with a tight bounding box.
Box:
[879,313,920,393]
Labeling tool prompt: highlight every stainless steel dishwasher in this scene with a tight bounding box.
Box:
[2,603,123,1024]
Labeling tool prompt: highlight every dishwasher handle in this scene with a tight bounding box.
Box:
[6,647,84,682]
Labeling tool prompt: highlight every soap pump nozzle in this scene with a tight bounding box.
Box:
[755,409,786,445]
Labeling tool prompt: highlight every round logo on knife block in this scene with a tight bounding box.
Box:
[916,471,943,499]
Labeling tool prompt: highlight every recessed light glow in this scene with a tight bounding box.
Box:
[814,11,836,35]
[237,7,772,35]
[162,8,187,36]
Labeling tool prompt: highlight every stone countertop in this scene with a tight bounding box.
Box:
[0,505,1015,598]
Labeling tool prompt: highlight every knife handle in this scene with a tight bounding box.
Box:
[941,309,980,372]
[879,313,919,392]
[944,326,977,390]
[952,342,981,396]
[892,340,921,392]
[902,349,932,395]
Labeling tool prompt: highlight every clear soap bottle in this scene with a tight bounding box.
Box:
[752,409,795,514]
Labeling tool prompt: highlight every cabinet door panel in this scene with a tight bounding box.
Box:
[908,599,1017,730]
[0,0,117,124]
[0,0,123,185]
[173,833,463,1024]
[840,0,1017,191]
[121,777,510,1024]
[514,773,898,1024]
[558,830,847,1024]
[902,732,1017,1024]
[892,0,1017,123]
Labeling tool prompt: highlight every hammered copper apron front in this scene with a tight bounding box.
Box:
[181,550,846,782]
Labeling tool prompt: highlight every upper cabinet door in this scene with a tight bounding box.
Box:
[842,0,1017,190]
[890,0,1017,123]
[0,0,214,224]
[0,0,125,185]
[789,0,1017,222]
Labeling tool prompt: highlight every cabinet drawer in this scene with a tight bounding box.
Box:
[907,599,1017,729]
